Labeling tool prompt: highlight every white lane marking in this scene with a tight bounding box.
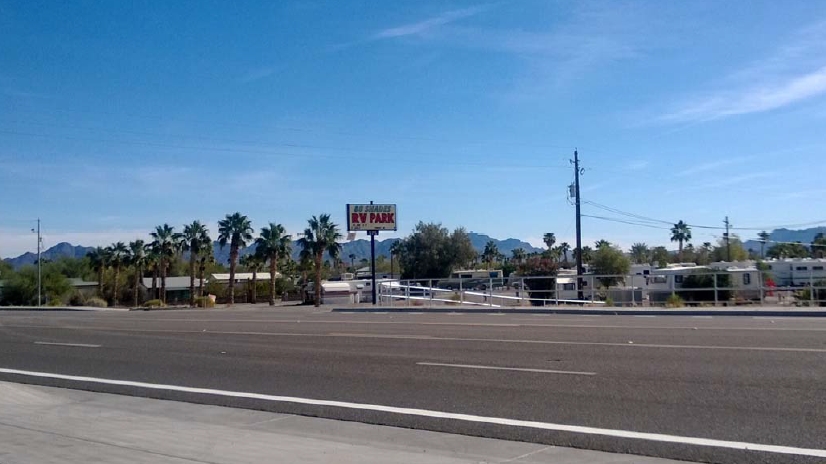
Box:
[0,368,822,459]
[417,362,596,376]
[692,316,713,319]
[22,318,826,331]
[634,315,657,318]
[324,333,826,353]
[9,326,826,352]
[34,342,101,348]
[373,312,388,315]
[487,313,506,316]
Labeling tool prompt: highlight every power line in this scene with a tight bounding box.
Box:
[581,214,672,230]
[6,107,581,151]
[581,200,826,232]
[3,119,568,164]
[0,129,571,169]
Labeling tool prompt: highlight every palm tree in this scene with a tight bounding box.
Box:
[217,212,254,306]
[757,231,770,258]
[670,221,692,261]
[86,247,108,297]
[255,222,292,306]
[197,240,214,298]
[559,242,571,265]
[146,246,161,300]
[129,240,147,307]
[543,233,556,250]
[298,214,342,307]
[240,254,265,303]
[150,224,178,304]
[812,232,826,259]
[580,246,594,265]
[630,243,650,264]
[595,239,611,250]
[482,240,500,269]
[348,253,356,271]
[181,221,211,306]
[511,247,526,264]
[108,242,129,305]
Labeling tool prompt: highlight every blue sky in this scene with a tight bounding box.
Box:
[2,0,826,257]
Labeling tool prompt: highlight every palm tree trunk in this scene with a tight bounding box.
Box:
[160,258,167,304]
[228,247,238,305]
[133,265,141,308]
[189,252,196,307]
[251,271,257,304]
[199,261,206,297]
[113,264,120,305]
[152,267,158,300]
[269,253,277,306]
[679,240,683,262]
[314,253,323,307]
[97,268,104,298]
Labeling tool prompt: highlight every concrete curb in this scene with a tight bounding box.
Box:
[332,307,826,317]
[0,306,130,312]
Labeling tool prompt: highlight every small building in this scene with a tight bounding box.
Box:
[304,281,364,305]
[210,272,279,284]
[141,277,204,304]
[757,259,826,287]
[67,278,99,298]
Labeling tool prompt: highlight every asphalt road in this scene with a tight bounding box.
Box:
[0,308,824,464]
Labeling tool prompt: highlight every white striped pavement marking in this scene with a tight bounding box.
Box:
[417,362,596,376]
[34,342,101,348]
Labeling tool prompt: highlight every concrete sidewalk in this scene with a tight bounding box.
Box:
[0,381,689,464]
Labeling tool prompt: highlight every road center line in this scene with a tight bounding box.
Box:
[33,341,101,348]
[417,362,596,376]
[8,326,826,352]
[0,368,822,459]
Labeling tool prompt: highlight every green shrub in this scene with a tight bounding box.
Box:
[144,299,165,308]
[666,293,684,308]
[86,297,108,308]
[194,296,215,308]
[47,298,64,307]
[68,291,87,306]
[604,296,615,307]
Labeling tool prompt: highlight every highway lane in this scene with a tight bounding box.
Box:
[0,309,824,464]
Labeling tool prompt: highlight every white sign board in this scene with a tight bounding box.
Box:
[347,204,397,231]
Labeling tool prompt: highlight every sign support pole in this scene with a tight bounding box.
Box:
[370,201,377,305]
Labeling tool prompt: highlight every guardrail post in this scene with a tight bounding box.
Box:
[520,277,525,306]
[811,269,815,306]
[489,277,493,307]
[713,273,719,306]
[459,277,464,305]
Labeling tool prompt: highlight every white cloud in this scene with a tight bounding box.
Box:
[677,157,747,177]
[663,65,826,122]
[238,67,278,84]
[661,20,826,122]
[373,7,485,40]
[627,159,649,171]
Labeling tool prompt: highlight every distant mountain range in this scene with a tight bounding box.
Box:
[2,242,96,270]
[3,233,543,269]
[742,227,826,252]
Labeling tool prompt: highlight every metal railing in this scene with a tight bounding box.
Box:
[373,271,826,308]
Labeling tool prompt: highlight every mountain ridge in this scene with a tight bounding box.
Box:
[3,234,543,269]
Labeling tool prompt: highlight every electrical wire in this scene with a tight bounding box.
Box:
[0,129,571,169]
